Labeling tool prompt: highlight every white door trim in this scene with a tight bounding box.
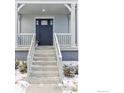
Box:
[34,16,55,45]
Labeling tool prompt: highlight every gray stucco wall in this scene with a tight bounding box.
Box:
[15,50,78,61]
[15,51,28,61]
[61,51,78,61]
[21,14,69,33]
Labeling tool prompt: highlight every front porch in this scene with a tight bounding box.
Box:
[16,33,78,51]
[15,0,78,51]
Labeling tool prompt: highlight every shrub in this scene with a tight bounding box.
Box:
[19,61,27,74]
[15,60,27,74]
[63,65,75,77]
[15,60,20,69]
[74,65,78,75]
[63,64,78,77]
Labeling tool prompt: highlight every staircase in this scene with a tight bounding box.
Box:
[29,46,59,84]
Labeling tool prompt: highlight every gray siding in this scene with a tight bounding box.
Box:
[61,51,78,61]
[15,51,28,61]
[15,50,78,61]
[21,14,69,33]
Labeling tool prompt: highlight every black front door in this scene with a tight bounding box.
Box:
[36,19,53,45]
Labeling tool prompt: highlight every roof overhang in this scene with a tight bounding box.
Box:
[18,4,71,15]
[16,0,77,4]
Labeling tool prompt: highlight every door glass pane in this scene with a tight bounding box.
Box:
[50,20,53,25]
[36,20,39,25]
[41,20,48,25]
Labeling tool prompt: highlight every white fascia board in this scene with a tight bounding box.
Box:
[16,0,77,4]
[17,4,25,12]
[64,4,72,12]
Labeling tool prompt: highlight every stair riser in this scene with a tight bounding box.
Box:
[32,62,57,66]
[31,67,58,71]
[31,74,59,77]
[30,80,59,84]
[34,54,55,57]
[34,58,56,61]
[35,47,54,50]
[35,50,55,53]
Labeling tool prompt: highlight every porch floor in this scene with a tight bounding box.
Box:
[26,84,62,93]
[15,46,29,51]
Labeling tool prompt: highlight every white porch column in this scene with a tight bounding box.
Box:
[18,14,21,34]
[15,3,18,48]
[70,4,76,47]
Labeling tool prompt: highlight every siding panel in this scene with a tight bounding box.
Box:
[15,50,78,61]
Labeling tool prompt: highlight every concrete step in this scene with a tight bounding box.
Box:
[31,66,58,71]
[35,50,55,53]
[34,52,55,55]
[33,57,56,61]
[30,77,59,84]
[34,53,55,57]
[30,71,59,77]
[32,61,57,66]
[36,46,54,49]
[27,84,62,93]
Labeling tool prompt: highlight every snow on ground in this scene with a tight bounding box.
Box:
[15,62,78,93]
[63,75,78,93]
[62,62,78,93]
[15,69,30,93]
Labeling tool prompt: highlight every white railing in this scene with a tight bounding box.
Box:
[18,33,33,47]
[54,33,63,83]
[17,33,72,48]
[27,33,36,81]
[56,33,72,47]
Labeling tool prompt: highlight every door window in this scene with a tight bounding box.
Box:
[41,20,48,25]
[50,20,53,25]
[36,20,39,25]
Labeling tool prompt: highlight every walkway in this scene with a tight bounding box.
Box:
[26,84,62,93]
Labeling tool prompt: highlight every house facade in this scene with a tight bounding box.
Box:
[15,0,78,61]
[15,0,78,88]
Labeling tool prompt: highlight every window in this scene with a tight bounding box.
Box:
[41,20,48,25]
[36,20,39,25]
[50,20,53,25]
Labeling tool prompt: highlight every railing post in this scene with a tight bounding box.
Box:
[59,57,63,83]
[27,56,30,81]
[70,4,76,47]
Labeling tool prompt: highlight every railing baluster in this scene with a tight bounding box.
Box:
[22,36,24,46]
[56,33,71,47]
[17,33,72,47]
[17,33,34,47]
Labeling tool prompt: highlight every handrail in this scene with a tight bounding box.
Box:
[27,33,36,81]
[54,33,63,83]
[19,33,34,35]
[56,33,72,35]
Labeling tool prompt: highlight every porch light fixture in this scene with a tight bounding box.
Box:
[42,9,46,12]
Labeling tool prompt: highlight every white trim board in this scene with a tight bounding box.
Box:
[63,61,78,66]
[15,46,78,51]
[15,47,29,51]
[16,0,77,4]
[60,47,78,51]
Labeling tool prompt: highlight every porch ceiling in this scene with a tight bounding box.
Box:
[19,4,70,15]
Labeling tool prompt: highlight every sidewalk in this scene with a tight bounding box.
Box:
[26,84,62,93]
